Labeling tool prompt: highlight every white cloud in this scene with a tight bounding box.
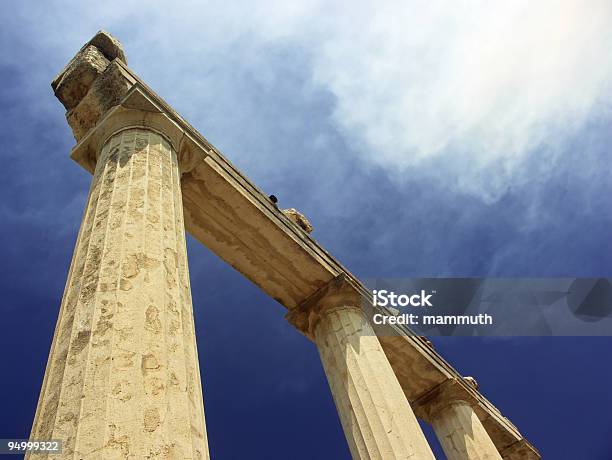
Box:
[11,0,612,201]
[307,1,612,199]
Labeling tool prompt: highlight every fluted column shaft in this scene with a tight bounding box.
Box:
[314,305,435,459]
[431,401,502,460]
[29,128,209,459]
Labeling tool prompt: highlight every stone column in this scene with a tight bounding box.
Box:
[29,128,209,459]
[287,275,435,459]
[414,379,502,460]
[430,401,502,460]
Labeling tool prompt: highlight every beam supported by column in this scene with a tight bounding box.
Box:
[29,33,209,459]
[287,275,435,459]
[39,30,540,459]
[414,378,502,460]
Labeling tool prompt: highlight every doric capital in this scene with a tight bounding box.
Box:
[286,273,366,339]
[412,377,480,423]
[53,33,218,180]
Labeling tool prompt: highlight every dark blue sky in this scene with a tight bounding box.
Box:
[2,2,612,459]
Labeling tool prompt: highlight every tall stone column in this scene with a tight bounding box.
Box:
[29,127,210,458]
[287,275,435,459]
[415,379,502,460]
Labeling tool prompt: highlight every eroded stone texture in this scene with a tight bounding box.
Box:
[313,306,435,459]
[52,31,132,142]
[39,30,539,460]
[52,45,111,111]
[281,208,313,234]
[430,401,503,460]
[414,378,503,460]
[28,129,209,459]
[288,275,434,459]
[66,61,133,140]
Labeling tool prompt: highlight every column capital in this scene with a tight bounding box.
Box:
[286,273,367,339]
[52,43,214,180]
[51,31,207,180]
[301,278,436,458]
[412,377,480,423]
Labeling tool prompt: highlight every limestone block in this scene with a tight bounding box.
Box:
[52,30,129,133]
[52,45,110,111]
[84,30,127,65]
[66,61,133,141]
[282,208,313,234]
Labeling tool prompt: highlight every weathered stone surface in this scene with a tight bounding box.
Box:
[85,29,127,64]
[414,379,502,460]
[464,376,479,389]
[28,129,209,459]
[282,208,313,234]
[286,273,363,339]
[314,305,435,459]
[289,275,434,459]
[53,30,130,140]
[38,30,540,460]
[66,60,133,140]
[500,439,542,460]
[52,45,110,111]
[430,402,503,460]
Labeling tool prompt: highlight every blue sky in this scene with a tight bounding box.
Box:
[1,1,612,458]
